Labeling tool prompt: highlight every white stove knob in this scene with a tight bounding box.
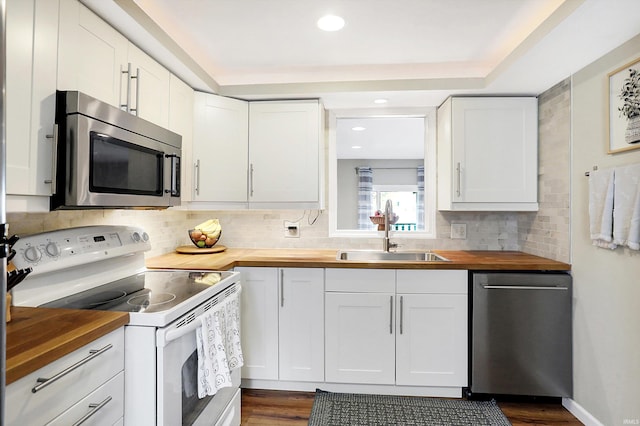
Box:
[132,232,141,242]
[24,246,42,263]
[141,232,149,242]
[45,242,60,258]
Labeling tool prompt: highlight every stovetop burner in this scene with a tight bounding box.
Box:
[127,292,177,309]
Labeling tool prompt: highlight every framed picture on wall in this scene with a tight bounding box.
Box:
[608,56,640,154]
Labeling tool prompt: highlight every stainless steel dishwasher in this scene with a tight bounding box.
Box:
[470,272,572,397]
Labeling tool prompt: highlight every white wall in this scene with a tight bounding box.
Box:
[571,34,640,425]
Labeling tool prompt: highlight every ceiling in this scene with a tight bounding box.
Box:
[82,0,640,110]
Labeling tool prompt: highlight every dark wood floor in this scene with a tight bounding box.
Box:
[240,389,584,425]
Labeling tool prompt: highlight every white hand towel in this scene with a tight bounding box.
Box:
[613,164,640,250]
[589,168,616,249]
[196,288,244,398]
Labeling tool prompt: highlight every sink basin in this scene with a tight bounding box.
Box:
[336,250,450,262]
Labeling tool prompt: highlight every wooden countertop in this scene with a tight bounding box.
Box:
[5,307,129,385]
[146,248,571,271]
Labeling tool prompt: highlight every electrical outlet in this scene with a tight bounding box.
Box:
[451,223,467,239]
[284,221,300,238]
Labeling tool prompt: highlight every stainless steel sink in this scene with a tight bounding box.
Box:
[336,250,450,262]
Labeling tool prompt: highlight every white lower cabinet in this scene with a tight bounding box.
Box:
[238,267,324,383]
[325,268,468,388]
[239,267,279,380]
[5,328,125,426]
[325,292,395,384]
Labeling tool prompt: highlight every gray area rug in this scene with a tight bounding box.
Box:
[308,390,512,426]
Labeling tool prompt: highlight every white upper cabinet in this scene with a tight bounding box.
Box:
[437,97,538,211]
[168,75,195,202]
[58,0,171,128]
[127,44,171,127]
[6,0,59,211]
[248,100,322,208]
[191,96,324,209]
[192,92,249,206]
[58,0,127,107]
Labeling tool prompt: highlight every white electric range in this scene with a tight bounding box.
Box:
[11,225,242,426]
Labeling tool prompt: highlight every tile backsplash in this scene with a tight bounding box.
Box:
[7,208,522,259]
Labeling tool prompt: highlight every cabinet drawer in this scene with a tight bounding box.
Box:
[47,371,124,426]
[325,268,395,293]
[5,328,125,426]
[396,270,468,294]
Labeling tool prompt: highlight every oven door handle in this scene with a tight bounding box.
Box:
[162,316,205,346]
[158,284,241,347]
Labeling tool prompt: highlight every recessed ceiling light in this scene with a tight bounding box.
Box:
[374,98,388,104]
[352,126,366,131]
[317,15,345,32]
[351,145,362,149]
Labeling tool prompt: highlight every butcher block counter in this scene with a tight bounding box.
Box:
[5,307,129,384]
[146,248,571,271]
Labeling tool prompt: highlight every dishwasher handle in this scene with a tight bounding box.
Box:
[482,285,569,291]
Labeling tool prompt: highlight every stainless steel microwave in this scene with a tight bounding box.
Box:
[51,91,181,209]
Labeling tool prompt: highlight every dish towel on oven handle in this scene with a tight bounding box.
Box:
[195,286,244,398]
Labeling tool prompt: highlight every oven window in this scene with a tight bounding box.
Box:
[182,350,213,426]
[90,131,164,195]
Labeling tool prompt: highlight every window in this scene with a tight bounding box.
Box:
[371,185,418,231]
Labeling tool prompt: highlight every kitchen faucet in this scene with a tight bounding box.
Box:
[382,199,398,252]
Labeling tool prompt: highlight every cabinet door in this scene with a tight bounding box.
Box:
[193,93,249,203]
[279,268,324,382]
[451,97,537,204]
[58,0,128,107]
[168,75,194,202]
[6,0,58,198]
[325,292,395,384]
[248,100,320,205]
[396,294,468,387]
[237,267,279,380]
[128,43,171,128]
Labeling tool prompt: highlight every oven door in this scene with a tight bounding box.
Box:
[53,113,181,209]
[156,314,241,426]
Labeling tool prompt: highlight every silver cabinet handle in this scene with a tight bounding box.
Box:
[389,296,393,334]
[455,162,461,197]
[482,285,568,291]
[249,163,254,197]
[72,396,112,426]
[280,269,284,307]
[130,67,140,116]
[44,124,58,193]
[399,295,404,335]
[32,344,113,393]
[121,63,131,112]
[194,159,200,196]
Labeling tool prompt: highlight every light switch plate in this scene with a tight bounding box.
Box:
[451,223,467,239]
[284,221,300,238]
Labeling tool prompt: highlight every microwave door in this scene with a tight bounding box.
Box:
[58,114,178,209]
